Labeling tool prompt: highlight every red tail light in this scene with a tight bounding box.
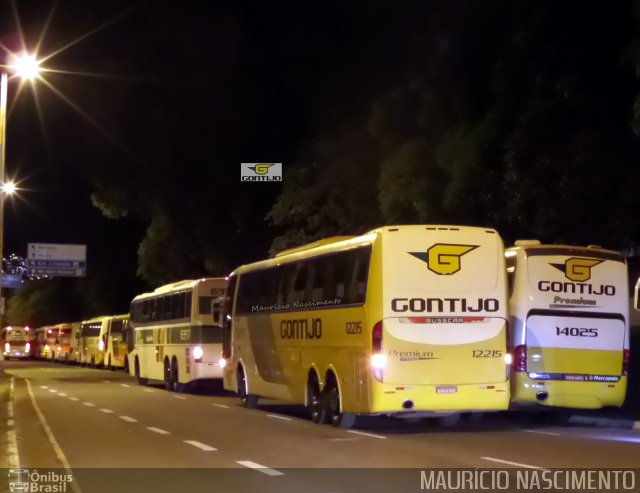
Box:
[372,321,383,353]
[623,349,630,376]
[25,342,31,353]
[513,345,527,372]
[4,342,9,352]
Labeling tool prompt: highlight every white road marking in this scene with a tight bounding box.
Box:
[327,437,357,442]
[69,397,80,402]
[83,402,95,407]
[7,378,19,469]
[267,414,292,421]
[144,389,154,393]
[99,408,114,414]
[120,384,130,388]
[58,393,67,397]
[48,389,58,393]
[25,379,82,493]
[173,395,187,400]
[119,416,138,423]
[346,430,386,439]
[184,440,217,451]
[236,460,284,476]
[146,427,170,435]
[524,429,560,436]
[103,380,110,383]
[482,456,546,470]
[40,385,48,389]
[212,403,229,409]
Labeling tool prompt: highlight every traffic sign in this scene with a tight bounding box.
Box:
[1,273,22,289]
[27,243,87,278]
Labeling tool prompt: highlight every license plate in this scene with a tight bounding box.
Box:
[436,385,458,394]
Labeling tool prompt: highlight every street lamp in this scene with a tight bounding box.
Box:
[0,54,41,324]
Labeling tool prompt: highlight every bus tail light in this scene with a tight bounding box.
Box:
[98,339,105,351]
[25,342,31,353]
[623,349,630,376]
[513,345,527,372]
[193,345,203,362]
[218,358,227,368]
[371,321,385,381]
[4,342,9,353]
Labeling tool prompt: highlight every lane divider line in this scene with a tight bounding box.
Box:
[481,456,546,470]
[58,393,67,397]
[119,416,138,423]
[173,396,187,400]
[99,408,114,414]
[346,430,386,439]
[103,380,110,383]
[184,440,217,451]
[48,389,58,393]
[266,414,292,421]
[524,429,560,436]
[212,403,229,409]
[25,378,82,493]
[146,427,170,435]
[69,397,80,402]
[120,384,130,388]
[40,386,48,389]
[83,402,95,407]
[236,460,284,476]
[143,389,154,393]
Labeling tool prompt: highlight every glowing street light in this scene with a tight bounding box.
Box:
[0,52,42,325]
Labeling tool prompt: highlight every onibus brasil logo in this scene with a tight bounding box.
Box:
[241,163,282,182]
[409,243,479,275]
[551,257,603,282]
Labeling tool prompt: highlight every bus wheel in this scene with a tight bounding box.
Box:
[164,359,173,391]
[237,366,258,409]
[307,374,326,424]
[135,358,148,386]
[124,357,129,373]
[324,376,356,429]
[171,359,186,393]
[107,356,113,371]
[90,356,96,369]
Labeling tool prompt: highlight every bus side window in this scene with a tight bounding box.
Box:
[277,264,297,305]
[309,257,327,303]
[185,292,193,318]
[291,263,308,304]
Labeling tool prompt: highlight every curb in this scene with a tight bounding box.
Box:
[567,414,640,430]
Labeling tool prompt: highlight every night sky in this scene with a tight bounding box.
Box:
[1,1,640,321]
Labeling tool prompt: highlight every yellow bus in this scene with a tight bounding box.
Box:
[79,316,110,367]
[1,326,32,360]
[50,323,77,363]
[128,278,227,392]
[506,241,629,408]
[221,225,511,428]
[103,314,130,370]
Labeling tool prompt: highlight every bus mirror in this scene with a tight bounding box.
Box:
[635,278,640,311]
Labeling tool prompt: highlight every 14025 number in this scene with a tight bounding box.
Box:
[556,327,598,337]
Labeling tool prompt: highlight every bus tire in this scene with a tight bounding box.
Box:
[237,365,258,409]
[324,374,356,429]
[124,357,129,373]
[437,413,461,427]
[135,357,148,386]
[90,356,96,369]
[171,359,187,393]
[307,372,326,424]
[164,359,173,391]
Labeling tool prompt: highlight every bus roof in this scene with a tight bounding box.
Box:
[132,277,226,302]
[231,224,499,276]
[507,243,623,261]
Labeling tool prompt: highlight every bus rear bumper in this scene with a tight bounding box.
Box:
[189,361,224,380]
[367,381,510,414]
[510,372,627,409]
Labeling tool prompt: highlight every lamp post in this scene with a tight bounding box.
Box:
[0,54,40,326]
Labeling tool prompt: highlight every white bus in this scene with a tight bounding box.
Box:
[103,314,130,371]
[1,326,32,360]
[128,278,227,392]
[506,241,629,408]
[221,225,511,428]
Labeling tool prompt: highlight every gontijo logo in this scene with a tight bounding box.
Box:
[241,163,283,182]
[409,243,479,275]
[551,257,603,282]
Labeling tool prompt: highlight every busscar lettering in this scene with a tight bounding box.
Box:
[538,280,615,296]
[280,318,322,339]
[391,298,499,313]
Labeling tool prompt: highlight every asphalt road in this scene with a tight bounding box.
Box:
[2,359,640,493]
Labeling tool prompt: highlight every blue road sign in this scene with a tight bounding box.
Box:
[27,260,86,268]
[1,273,22,289]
